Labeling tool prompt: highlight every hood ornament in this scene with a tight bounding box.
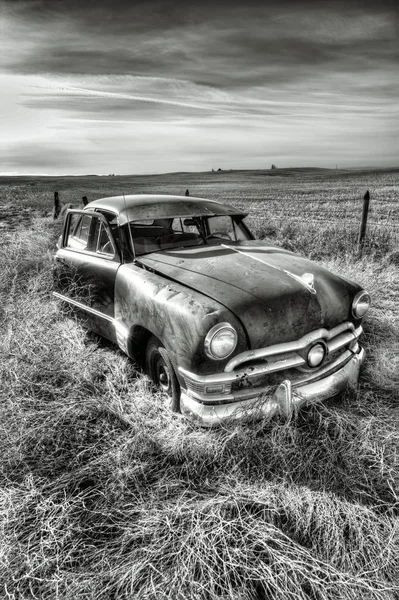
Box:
[300,273,316,294]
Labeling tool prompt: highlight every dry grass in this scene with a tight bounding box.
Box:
[0,169,398,599]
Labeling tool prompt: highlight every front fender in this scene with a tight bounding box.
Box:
[114,264,247,375]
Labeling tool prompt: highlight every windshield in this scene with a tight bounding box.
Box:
[121,214,252,258]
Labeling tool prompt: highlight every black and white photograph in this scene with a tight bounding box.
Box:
[1,0,398,598]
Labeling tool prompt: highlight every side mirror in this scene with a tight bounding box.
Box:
[183,218,197,227]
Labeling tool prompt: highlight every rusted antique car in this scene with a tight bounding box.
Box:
[54,194,370,426]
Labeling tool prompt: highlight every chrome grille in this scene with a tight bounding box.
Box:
[185,378,206,395]
[226,321,362,375]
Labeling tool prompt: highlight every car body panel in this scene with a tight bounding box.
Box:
[55,249,120,341]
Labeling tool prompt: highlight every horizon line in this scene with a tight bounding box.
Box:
[1,165,399,178]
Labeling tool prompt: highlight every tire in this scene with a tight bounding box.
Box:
[145,335,181,412]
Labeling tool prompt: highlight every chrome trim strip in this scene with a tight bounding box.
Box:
[53,291,115,323]
[225,322,359,372]
[327,326,362,353]
[179,356,306,385]
[180,353,306,388]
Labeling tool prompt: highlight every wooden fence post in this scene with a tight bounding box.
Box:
[357,190,370,253]
[53,191,61,219]
[82,196,88,206]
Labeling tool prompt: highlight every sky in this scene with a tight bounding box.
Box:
[0,0,398,175]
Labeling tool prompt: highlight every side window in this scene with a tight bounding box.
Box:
[95,222,115,256]
[181,218,201,235]
[66,214,92,250]
[65,213,116,257]
[207,216,235,240]
[171,218,183,233]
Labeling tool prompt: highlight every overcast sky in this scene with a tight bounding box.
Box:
[0,0,397,175]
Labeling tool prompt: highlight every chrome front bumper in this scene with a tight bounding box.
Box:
[179,347,365,427]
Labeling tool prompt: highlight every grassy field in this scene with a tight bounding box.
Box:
[0,168,398,599]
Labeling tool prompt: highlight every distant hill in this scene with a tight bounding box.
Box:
[1,166,399,188]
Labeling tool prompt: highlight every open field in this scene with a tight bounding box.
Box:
[1,166,398,256]
[0,168,398,599]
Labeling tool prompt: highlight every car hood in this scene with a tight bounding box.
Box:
[139,241,357,348]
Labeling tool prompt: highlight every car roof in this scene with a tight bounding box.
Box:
[85,194,246,224]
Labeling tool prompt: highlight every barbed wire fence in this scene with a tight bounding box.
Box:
[227,190,399,251]
[48,187,399,251]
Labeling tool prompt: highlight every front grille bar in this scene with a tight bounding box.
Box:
[224,321,361,373]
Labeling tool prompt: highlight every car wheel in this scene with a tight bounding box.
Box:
[145,336,181,412]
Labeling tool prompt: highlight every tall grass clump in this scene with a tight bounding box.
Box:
[0,204,398,597]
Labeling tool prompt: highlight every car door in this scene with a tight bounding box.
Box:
[54,210,120,342]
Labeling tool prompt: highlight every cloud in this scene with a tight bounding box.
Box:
[1,0,397,173]
[2,0,396,85]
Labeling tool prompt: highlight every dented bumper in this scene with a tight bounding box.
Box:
[179,347,365,427]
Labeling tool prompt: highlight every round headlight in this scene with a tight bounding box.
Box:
[352,290,371,319]
[204,323,238,360]
[307,343,326,368]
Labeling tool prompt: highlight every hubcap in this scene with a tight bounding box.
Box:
[156,361,170,392]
